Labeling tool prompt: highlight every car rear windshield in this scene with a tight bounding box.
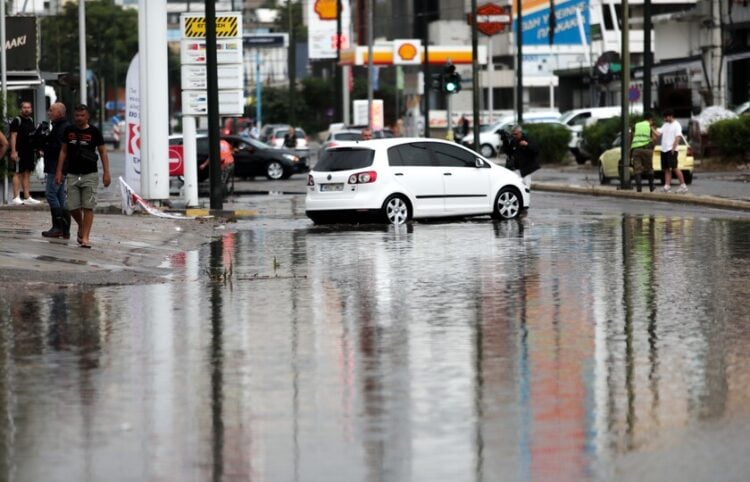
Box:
[315,148,374,171]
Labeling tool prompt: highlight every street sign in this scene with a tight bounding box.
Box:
[181,13,242,39]
[629,86,641,103]
[467,3,511,37]
[180,39,243,65]
[244,33,288,48]
[182,90,244,116]
[181,65,244,90]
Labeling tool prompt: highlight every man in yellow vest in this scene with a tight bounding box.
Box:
[630,112,658,192]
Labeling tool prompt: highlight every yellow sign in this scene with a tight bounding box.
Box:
[314,0,337,20]
[183,15,240,39]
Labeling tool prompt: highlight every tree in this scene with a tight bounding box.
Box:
[39,1,138,96]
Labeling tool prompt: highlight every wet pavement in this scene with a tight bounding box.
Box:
[2,193,750,481]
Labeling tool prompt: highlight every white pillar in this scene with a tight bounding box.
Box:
[1,0,7,203]
[182,116,199,207]
[138,0,170,199]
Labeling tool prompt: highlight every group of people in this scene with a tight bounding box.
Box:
[1,101,110,248]
[501,108,689,193]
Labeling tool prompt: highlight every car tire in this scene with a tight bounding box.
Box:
[480,143,495,158]
[307,213,328,225]
[683,170,693,185]
[492,187,522,220]
[382,194,411,225]
[266,161,285,180]
[599,166,610,185]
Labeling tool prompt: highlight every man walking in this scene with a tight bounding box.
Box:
[658,109,688,193]
[9,101,42,205]
[502,125,540,188]
[41,102,71,238]
[630,112,658,192]
[54,104,111,249]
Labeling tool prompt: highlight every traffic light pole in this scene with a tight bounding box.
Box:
[422,17,430,138]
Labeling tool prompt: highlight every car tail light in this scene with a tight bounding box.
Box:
[348,171,378,184]
[307,175,314,186]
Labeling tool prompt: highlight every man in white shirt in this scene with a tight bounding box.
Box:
[658,109,688,193]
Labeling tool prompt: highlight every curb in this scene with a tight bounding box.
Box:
[533,183,750,212]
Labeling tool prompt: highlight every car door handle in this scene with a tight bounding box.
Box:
[394,173,404,176]
[443,173,452,176]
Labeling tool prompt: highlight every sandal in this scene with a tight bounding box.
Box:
[79,243,91,249]
[77,232,83,245]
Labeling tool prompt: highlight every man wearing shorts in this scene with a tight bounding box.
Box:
[658,109,688,193]
[630,112,657,192]
[54,104,111,249]
[9,101,42,205]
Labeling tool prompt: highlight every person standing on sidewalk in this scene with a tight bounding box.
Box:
[503,125,540,188]
[9,101,42,205]
[41,102,71,239]
[658,109,688,193]
[630,112,658,192]
[54,104,111,249]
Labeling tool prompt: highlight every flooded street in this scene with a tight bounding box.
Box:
[2,193,750,481]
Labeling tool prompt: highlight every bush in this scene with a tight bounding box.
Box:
[523,123,572,164]
[707,116,750,162]
[581,117,621,164]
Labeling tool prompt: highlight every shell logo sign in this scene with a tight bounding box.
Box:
[314,0,337,20]
[393,39,422,65]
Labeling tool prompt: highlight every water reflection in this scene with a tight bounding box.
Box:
[0,212,749,480]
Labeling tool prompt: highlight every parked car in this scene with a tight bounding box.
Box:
[559,106,642,163]
[305,138,530,225]
[221,135,308,180]
[598,134,695,185]
[461,111,561,158]
[319,129,364,158]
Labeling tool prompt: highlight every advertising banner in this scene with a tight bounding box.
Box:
[308,0,351,59]
[513,0,589,46]
[125,54,141,193]
[4,16,38,72]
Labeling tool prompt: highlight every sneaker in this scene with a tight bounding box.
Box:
[11,197,24,205]
[677,184,689,194]
[24,197,42,205]
[662,186,670,193]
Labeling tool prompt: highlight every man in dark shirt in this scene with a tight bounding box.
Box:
[9,101,41,205]
[54,104,111,249]
[41,102,71,238]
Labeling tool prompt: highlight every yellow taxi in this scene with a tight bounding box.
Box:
[598,135,695,185]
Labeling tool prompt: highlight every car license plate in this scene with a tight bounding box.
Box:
[320,183,344,192]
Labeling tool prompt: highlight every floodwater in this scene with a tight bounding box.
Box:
[2,194,750,481]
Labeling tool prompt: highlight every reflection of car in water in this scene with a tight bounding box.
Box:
[305,138,530,225]
[598,135,695,185]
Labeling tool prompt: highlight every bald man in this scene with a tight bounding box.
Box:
[41,103,71,238]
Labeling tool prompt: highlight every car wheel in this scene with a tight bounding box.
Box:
[493,187,522,220]
[480,143,495,158]
[266,161,285,180]
[307,213,328,225]
[683,170,693,185]
[599,166,610,185]
[382,194,411,225]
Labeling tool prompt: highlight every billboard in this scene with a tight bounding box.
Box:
[4,16,38,72]
[308,0,351,59]
[513,0,590,46]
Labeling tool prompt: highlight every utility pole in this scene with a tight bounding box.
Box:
[366,0,373,129]
[288,0,296,126]
[620,0,631,189]
[335,0,342,122]
[422,14,430,137]
[206,0,223,209]
[643,0,652,112]
[79,0,87,104]
[515,0,523,124]
[471,0,480,152]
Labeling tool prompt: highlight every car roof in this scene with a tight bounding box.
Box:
[327,137,475,150]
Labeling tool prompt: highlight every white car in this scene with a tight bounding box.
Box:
[305,138,530,225]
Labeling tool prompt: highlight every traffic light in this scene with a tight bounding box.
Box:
[430,72,443,91]
[443,64,461,94]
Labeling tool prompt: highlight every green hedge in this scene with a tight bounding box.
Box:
[523,123,572,164]
[581,117,621,164]
[707,116,750,161]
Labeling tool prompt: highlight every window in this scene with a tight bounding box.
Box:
[388,143,433,167]
[315,148,374,171]
[569,113,591,127]
[430,143,476,168]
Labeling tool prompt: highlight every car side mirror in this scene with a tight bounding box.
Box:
[475,158,485,168]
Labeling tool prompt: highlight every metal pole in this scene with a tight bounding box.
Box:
[487,36,493,124]
[643,0,652,111]
[620,0,631,189]
[206,0,223,209]
[288,0,296,126]
[471,0,480,152]
[256,50,262,129]
[183,115,199,206]
[515,0,523,124]
[366,0,373,129]
[1,0,7,204]
[79,0,87,104]
[422,14,430,137]
[335,0,342,122]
